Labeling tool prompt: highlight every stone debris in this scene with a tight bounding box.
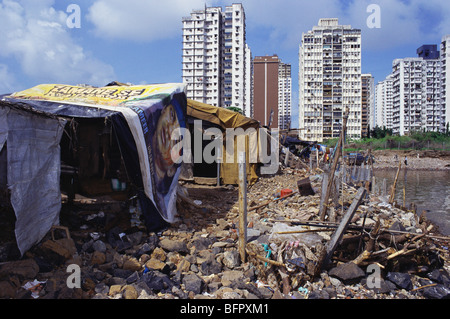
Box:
[0,162,449,300]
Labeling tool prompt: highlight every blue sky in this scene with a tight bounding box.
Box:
[1,0,450,128]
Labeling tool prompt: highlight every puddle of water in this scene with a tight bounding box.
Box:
[374,169,450,236]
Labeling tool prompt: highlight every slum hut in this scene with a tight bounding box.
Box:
[181,99,262,186]
[0,83,187,255]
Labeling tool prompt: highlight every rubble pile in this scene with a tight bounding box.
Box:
[0,165,449,300]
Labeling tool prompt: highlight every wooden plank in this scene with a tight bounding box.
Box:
[238,152,247,263]
[193,177,218,185]
[319,187,367,271]
[319,111,348,220]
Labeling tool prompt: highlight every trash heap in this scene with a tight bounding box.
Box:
[0,164,449,299]
[243,167,450,299]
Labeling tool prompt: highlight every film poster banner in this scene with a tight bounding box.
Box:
[10,83,187,223]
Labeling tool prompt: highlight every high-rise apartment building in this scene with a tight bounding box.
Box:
[374,74,394,130]
[376,41,448,136]
[299,18,362,142]
[391,48,442,135]
[182,7,222,107]
[392,58,427,136]
[181,4,251,115]
[244,44,253,118]
[252,55,292,129]
[423,50,443,132]
[441,35,450,131]
[278,62,292,130]
[361,74,374,137]
[253,55,280,128]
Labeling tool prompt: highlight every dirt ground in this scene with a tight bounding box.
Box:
[371,149,450,170]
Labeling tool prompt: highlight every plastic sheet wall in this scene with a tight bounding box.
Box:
[0,106,66,255]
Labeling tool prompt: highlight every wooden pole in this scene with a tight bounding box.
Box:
[320,110,349,220]
[389,161,402,204]
[238,151,247,263]
[316,149,319,169]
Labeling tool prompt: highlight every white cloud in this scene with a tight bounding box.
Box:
[0,0,116,87]
[239,0,450,51]
[0,64,17,93]
[242,0,344,49]
[87,0,209,42]
[86,0,450,50]
[340,0,450,51]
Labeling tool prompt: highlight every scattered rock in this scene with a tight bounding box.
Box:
[122,257,142,272]
[427,269,450,286]
[362,277,396,294]
[141,270,173,293]
[386,272,413,291]
[182,273,204,295]
[422,284,450,299]
[113,268,133,279]
[160,239,189,254]
[0,259,39,280]
[222,291,243,299]
[257,286,273,299]
[200,260,222,276]
[0,280,17,298]
[126,232,143,246]
[151,247,167,261]
[176,258,191,273]
[222,250,240,269]
[191,237,214,251]
[40,239,76,263]
[221,270,244,287]
[328,263,365,284]
[108,284,123,297]
[122,285,138,299]
[145,258,169,274]
[92,240,107,253]
[137,243,154,256]
[91,251,106,265]
[126,271,140,284]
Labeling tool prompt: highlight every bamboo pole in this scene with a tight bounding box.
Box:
[389,161,402,204]
[320,109,349,220]
[238,152,247,263]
